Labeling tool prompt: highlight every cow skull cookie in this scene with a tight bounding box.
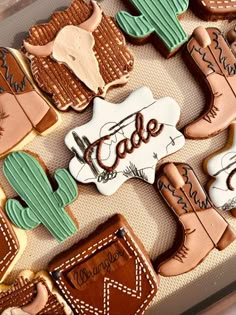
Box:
[3,151,79,243]
[183,26,236,139]
[190,0,236,21]
[65,87,185,195]
[116,0,189,58]
[0,47,59,158]
[204,122,236,217]
[23,0,134,111]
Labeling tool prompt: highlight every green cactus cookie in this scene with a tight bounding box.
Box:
[3,151,78,243]
[116,0,189,57]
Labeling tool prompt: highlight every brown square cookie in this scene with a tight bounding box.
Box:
[49,214,159,315]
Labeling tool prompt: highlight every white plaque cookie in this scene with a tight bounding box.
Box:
[65,87,185,195]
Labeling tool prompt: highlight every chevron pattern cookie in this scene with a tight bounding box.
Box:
[49,214,159,315]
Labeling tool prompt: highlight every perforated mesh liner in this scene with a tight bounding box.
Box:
[0,1,235,314]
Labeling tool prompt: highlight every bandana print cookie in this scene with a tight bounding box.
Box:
[0,47,59,158]
[23,0,134,111]
[3,151,78,243]
[0,270,73,314]
[116,0,189,58]
[190,0,236,21]
[0,188,26,283]
[65,87,185,195]
[49,214,159,315]
[156,163,236,276]
[204,122,236,217]
[183,26,236,139]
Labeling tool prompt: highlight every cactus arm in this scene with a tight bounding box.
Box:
[116,12,154,38]
[5,199,40,230]
[54,169,78,207]
[116,0,189,52]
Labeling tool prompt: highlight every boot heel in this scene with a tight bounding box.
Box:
[216,225,236,250]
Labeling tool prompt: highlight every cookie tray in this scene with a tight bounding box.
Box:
[0,0,235,314]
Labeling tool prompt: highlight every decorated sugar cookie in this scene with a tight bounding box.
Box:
[156,162,236,276]
[0,188,26,283]
[183,27,236,139]
[3,151,78,243]
[204,122,236,217]
[23,0,134,111]
[49,214,159,314]
[190,0,236,21]
[116,0,189,58]
[0,270,72,314]
[0,47,59,158]
[65,87,185,195]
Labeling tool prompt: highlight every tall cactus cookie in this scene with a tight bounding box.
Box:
[116,0,189,58]
[3,151,78,243]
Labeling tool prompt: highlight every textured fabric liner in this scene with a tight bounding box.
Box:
[0,1,235,314]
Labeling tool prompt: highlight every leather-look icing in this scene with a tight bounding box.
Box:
[49,214,159,315]
[156,162,236,276]
[23,0,134,111]
[191,0,236,20]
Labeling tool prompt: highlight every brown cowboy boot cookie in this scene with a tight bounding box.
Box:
[190,0,236,21]
[23,0,134,112]
[0,47,59,158]
[155,162,236,277]
[183,26,236,139]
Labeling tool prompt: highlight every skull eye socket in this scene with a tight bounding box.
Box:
[68,54,76,61]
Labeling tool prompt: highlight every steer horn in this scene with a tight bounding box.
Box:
[78,0,102,32]
[24,40,54,58]
[21,282,48,315]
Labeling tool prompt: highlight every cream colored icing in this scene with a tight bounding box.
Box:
[52,25,105,93]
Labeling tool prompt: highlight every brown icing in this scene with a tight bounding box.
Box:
[0,277,68,314]
[183,27,236,139]
[49,214,159,314]
[156,162,236,276]
[0,207,19,282]
[84,112,164,173]
[23,0,134,111]
[190,0,236,21]
[0,47,58,157]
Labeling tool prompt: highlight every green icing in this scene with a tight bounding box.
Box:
[116,0,189,52]
[3,151,78,243]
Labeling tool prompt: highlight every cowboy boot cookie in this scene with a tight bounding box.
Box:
[155,162,236,276]
[183,26,236,139]
[0,47,59,158]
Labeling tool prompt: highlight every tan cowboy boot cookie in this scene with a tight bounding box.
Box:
[0,47,59,158]
[155,162,236,277]
[183,26,236,139]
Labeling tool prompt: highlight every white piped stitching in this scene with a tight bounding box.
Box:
[0,212,18,274]
[50,227,158,315]
[201,0,236,9]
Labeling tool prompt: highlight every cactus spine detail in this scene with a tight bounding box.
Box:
[3,151,78,243]
[116,0,189,53]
